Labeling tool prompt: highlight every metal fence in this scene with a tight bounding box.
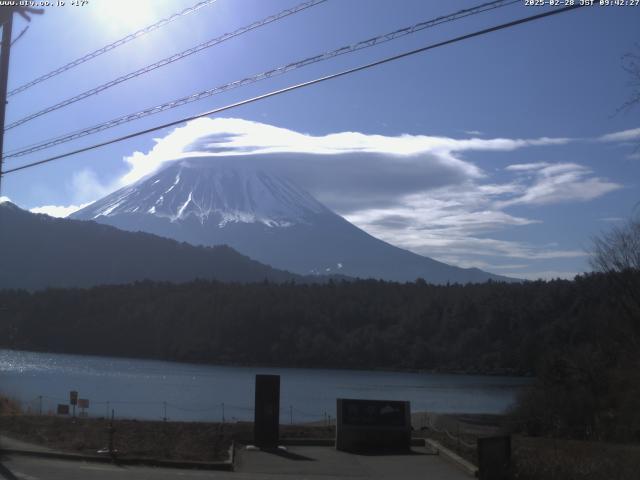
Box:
[9,395,337,426]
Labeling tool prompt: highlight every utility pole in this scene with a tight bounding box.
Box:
[0,7,14,194]
[0,6,43,194]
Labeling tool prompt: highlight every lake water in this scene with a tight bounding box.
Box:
[0,349,530,422]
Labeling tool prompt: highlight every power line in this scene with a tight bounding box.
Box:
[1,3,584,178]
[3,0,518,159]
[7,0,219,97]
[10,25,29,47]
[4,0,327,131]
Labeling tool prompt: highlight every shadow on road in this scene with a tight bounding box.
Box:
[344,448,430,457]
[262,448,316,461]
[0,462,18,480]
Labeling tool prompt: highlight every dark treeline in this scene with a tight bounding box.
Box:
[0,273,631,374]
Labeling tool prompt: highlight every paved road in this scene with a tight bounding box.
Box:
[0,436,57,454]
[235,445,471,479]
[0,446,472,479]
[0,456,233,480]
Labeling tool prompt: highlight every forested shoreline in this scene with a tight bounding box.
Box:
[0,272,631,375]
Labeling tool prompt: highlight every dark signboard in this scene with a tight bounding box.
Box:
[69,390,78,406]
[341,399,407,427]
[78,398,89,409]
[253,374,280,448]
[478,436,511,480]
[57,404,69,415]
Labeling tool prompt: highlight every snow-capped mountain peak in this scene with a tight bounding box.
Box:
[78,159,329,228]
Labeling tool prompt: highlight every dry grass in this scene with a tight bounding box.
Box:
[512,435,640,480]
[5,410,637,477]
[0,415,235,461]
[0,414,334,462]
[0,395,21,416]
[413,413,640,480]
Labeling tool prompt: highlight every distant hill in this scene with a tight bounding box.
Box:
[0,201,309,290]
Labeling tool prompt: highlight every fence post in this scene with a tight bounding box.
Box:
[108,409,115,458]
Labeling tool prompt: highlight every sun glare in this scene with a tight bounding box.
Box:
[91,0,160,35]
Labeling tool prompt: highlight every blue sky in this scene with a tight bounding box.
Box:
[1,0,639,280]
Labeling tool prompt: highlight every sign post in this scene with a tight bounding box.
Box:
[69,390,78,418]
[253,374,280,449]
[78,398,89,417]
[57,404,69,415]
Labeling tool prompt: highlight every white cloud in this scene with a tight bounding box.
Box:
[599,127,640,142]
[355,219,585,262]
[487,264,529,270]
[342,157,616,267]
[184,118,568,156]
[497,162,621,207]
[431,259,529,271]
[104,117,583,218]
[30,202,93,218]
[347,187,536,234]
[117,117,573,187]
[344,183,585,267]
[70,169,112,203]
[505,162,550,172]
[29,169,113,219]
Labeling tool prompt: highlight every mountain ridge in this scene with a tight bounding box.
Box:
[0,200,330,290]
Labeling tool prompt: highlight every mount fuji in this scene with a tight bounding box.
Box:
[71,159,511,284]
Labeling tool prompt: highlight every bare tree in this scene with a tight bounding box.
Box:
[619,44,640,114]
[590,214,640,355]
[590,215,640,273]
